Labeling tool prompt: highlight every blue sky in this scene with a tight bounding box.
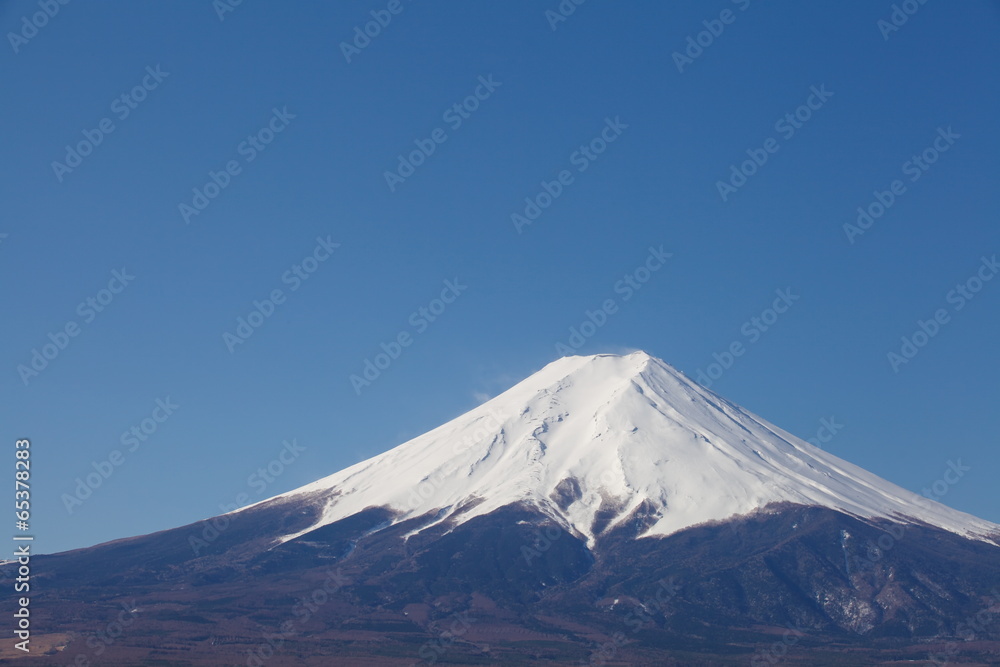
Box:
[2,0,998,554]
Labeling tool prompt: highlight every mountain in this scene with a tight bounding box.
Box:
[4,352,999,666]
[258,351,999,548]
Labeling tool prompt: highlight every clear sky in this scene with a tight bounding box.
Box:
[2,0,998,555]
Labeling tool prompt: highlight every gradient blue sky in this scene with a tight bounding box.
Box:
[3,0,998,554]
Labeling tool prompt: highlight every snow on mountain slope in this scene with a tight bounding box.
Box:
[255,351,999,547]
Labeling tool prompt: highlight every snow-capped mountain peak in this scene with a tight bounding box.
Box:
[260,351,999,546]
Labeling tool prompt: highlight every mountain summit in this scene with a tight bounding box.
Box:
[262,351,999,547]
